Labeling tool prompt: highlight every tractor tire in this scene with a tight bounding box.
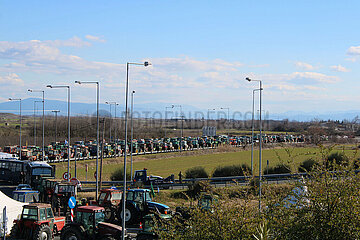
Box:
[9,224,21,239]
[104,206,116,222]
[33,224,52,240]
[60,226,83,240]
[119,204,138,225]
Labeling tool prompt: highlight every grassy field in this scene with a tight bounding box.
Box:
[54,144,360,181]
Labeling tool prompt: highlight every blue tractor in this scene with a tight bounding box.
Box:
[117,189,170,225]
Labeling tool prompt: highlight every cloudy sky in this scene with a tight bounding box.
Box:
[1,0,360,115]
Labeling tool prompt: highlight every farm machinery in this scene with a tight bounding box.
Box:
[10,203,66,240]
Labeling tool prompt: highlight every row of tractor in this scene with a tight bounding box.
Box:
[2,133,308,161]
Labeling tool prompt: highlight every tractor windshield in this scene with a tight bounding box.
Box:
[145,192,152,202]
[98,192,107,205]
[111,192,122,201]
[22,207,38,220]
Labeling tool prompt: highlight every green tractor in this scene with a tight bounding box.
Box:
[136,213,172,240]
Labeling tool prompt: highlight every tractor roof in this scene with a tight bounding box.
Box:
[26,203,51,208]
[128,189,150,192]
[77,205,104,213]
[101,188,122,193]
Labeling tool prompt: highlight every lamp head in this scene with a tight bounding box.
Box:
[144,61,151,67]
[28,89,32,92]
[8,98,12,101]
[246,77,251,82]
[105,101,109,104]
[75,81,81,84]
[132,90,135,94]
[46,85,52,88]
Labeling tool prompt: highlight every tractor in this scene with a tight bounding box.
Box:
[93,188,123,222]
[117,189,170,225]
[51,181,77,216]
[60,206,124,240]
[10,203,66,240]
[136,213,172,240]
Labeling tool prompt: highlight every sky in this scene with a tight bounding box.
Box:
[1,0,360,116]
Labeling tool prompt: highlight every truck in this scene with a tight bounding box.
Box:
[10,203,66,240]
[132,169,174,189]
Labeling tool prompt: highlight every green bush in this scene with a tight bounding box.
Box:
[325,152,349,170]
[263,164,291,175]
[212,164,251,177]
[185,166,208,179]
[110,168,131,181]
[298,158,317,172]
[187,180,213,198]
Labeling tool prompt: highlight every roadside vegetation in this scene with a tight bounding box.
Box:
[153,146,360,239]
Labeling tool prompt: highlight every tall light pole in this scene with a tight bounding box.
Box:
[130,91,135,181]
[164,105,175,139]
[47,85,71,182]
[75,81,100,198]
[9,98,22,156]
[251,89,261,175]
[220,107,230,137]
[33,100,42,146]
[51,110,60,143]
[246,77,263,213]
[28,89,45,160]
[122,61,151,239]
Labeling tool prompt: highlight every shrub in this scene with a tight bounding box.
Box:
[110,168,131,181]
[212,164,251,177]
[187,180,213,197]
[325,152,349,170]
[298,158,317,172]
[263,164,291,175]
[185,166,208,179]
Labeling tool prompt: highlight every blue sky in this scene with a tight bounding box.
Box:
[1,0,360,115]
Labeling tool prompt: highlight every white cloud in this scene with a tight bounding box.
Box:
[294,61,315,70]
[330,65,350,72]
[262,72,340,84]
[85,35,106,43]
[347,46,360,55]
[0,73,24,86]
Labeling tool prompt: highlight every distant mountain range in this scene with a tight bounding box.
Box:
[0,98,359,122]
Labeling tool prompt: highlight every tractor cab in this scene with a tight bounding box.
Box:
[13,190,40,203]
[96,188,123,222]
[61,206,124,240]
[198,193,218,212]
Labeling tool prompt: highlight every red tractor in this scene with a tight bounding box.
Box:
[60,205,125,240]
[92,188,123,222]
[10,203,66,240]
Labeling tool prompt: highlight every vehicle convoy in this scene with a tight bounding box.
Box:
[10,203,65,240]
[133,169,174,189]
[118,189,170,225]
[60,205,124,240]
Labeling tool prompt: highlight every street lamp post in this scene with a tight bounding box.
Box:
[246,77,263,213]
[9,98,22,157]
[33,101,42,146]
[122,61,150,240]
[251,89,261,175]
[51,110,60,143]
[47,85,71,182]
[75,81,100,198]
[220,107,230,137]
[28,89,45,160]
[130,91,135,181]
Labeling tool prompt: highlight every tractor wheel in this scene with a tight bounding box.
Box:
[10,224,21,239]
[33,224,52,240]
[60,227,83,240]
[104,206,116,222]
[119,204,138,225]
